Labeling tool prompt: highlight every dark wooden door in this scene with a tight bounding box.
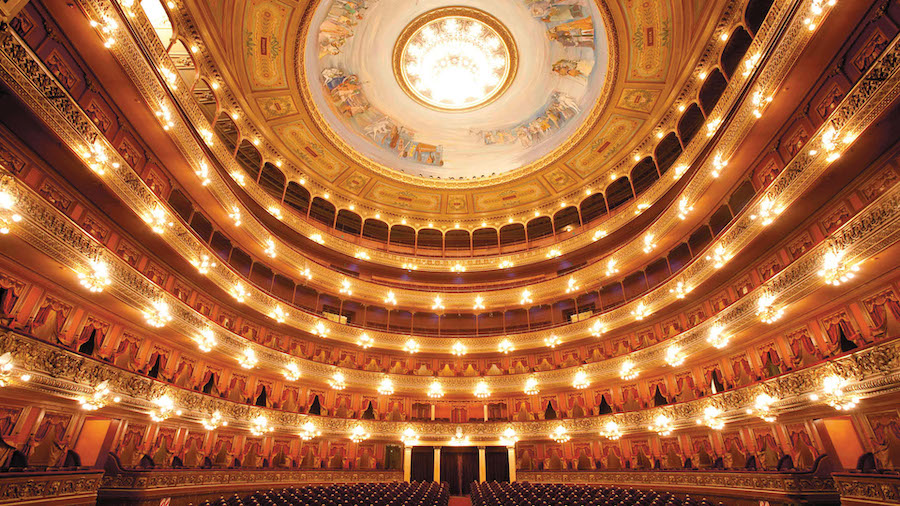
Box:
[440,447,478,495]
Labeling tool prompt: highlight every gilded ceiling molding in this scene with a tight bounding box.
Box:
[4,328,900,439]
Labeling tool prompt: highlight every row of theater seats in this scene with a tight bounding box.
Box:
[195,482,450,506]
[469,482,724,506]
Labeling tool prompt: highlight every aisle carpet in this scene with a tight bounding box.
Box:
[448,496,472,506]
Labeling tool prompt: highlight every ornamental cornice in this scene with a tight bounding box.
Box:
[1,18,898,353]
[78,0,793,275]
[4,329,900,440]
[99,467,403,490]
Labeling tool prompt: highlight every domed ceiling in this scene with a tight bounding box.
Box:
[202,0,718,219]
[301,0,611,178]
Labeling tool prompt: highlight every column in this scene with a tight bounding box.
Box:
[433,446,441,483]
[478,446,486,483]
[483,404,488,422]
[431,404,436,421]
[508,446,516,482]
[403,446,413,482]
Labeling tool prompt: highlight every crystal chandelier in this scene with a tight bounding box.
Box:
[403,339,420,354]
[250,415,272,436]
[144,204,172,234]
[329,371,347,390]
[756,292,785,324]
[747,393,778,422]
[195,328,216,353]
[649,414,673,436]
[818,249,860,286]
[707,324,729,349]
[665,346,685,367]
[299,421,321,441]
[378,375,395,396]
[619,360,639,381]
[191,254,217,275]
[398,12,512,110]
[590,320,605,337]
[269,305,288,324]
[0,353,30,387]
[500,427,519,447]
[544,335,561,348]
[79,381,120,411]
[449,427,470,446]
[149,394,181,422]
[631,301,651,321]
[498,339,514,354]
[202,411,227,431]
[78,258,111,293]
[474,379,491,398]
[231,282,248,303]
[572,368,590,389]
[811,375,860,411]
[451,341,467,356]
[550,425,570,443]
[401,427,419,446]
[283,362,301,382]
[696,406,725,431]
[0,178,22,235]
[357,334,374,349]
[601,421,622,440]
[524,375,539,395]
[350,424,370,443]
[428,379,444,399]
[144,300,172,328]
[238,348,258,369]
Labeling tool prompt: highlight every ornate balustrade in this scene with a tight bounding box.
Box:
[518,462,840,504]
[99,455,402,506]
[833,472,900,505]
[0,469,103,505]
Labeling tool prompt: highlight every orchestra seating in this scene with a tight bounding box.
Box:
[469,482,722,506]
[197,482,450,506]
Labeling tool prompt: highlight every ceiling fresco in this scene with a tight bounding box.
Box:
[214,0,717,217]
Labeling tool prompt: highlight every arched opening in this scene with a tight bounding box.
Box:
[721,27,754,79]
[193,78,217,122]
[389,225,416,247]
[213,113,239,154]
[472,228,498,249]
[237,142,264,182]
[605,177,634,212]
[729,180,757,213]
[654,133,682,175]
[745,0,775,35]
[526,216,553,241]
[630,157,659,196]
[499,223,526,246]
[553,207,581,232]
[167,39,197,89]
[140,0,174,48]
[284,181,310,215]
[335,210,362,235]
[580,192,607,223]
[678,103,705,146]
[362,219,389,243]
[445,229,470,249]
[417,228,443,249]
[309,197,336,227]
[699,69,728,116]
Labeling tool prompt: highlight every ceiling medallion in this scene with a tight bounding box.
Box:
[392,7,518,112]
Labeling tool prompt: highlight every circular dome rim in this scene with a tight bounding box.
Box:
[391,6,519,113]
[295,0,619,189]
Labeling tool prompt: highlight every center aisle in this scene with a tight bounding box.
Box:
[449,496,473,506]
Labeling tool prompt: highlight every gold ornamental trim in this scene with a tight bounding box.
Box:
[391,6,518,113]
[296,0,617,188]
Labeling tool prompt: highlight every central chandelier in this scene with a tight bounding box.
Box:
[394,8,516,111]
